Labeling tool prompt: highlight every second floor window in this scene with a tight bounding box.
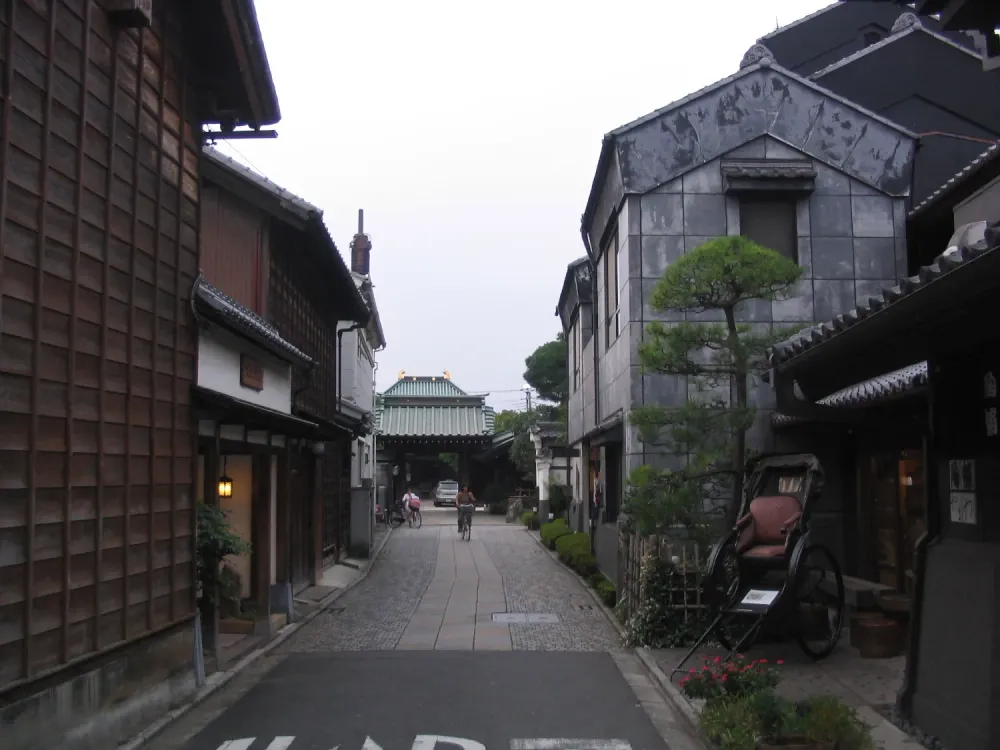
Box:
[571,315,580,391]
[739,197,798,264]
[603,228,619,349]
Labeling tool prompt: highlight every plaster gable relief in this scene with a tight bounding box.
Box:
[614,67,914,199]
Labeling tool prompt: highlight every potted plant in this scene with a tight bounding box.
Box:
[196,502,251,651]
[681,656,874,750]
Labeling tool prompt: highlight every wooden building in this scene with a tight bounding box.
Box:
[199,148,372,588]
[0,1,280,748]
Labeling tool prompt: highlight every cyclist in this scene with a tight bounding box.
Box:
[401,486,420,527]
[456,484,476,533]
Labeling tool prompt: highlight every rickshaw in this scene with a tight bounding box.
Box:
[672,453,846,674]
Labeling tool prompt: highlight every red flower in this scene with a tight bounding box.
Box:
[689,668,697,674]
[713,656,722,664]
[759,658,768,664]
[777,659,784,665]
[721,674,728,682]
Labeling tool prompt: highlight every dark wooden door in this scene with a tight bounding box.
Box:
[289,451,313,592]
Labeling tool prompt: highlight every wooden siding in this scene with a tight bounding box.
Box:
[267,225,348,558]
[199,182,268,314]
[0,0,200,693]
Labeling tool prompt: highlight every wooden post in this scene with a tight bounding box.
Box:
[275,445,291,583]
[201,427,221,656]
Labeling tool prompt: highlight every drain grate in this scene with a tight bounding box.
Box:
[577,604,594,610]
[492,612,560,624]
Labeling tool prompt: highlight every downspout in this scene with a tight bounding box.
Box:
[337,322,365,414]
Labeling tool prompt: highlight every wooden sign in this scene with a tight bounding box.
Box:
[240,355,264,391]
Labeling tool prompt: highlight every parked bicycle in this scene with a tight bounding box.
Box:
[389,499,422,529]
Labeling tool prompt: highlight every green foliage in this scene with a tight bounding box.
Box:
[540,518,572,549]
[483,483,512,515]
[629,236,803,531]
[218,564,244,619]
[521,510,539,530]
[592,577,617,607]
[548,483,571,518]
[196,503,251,606]
[494,409,521,434]
[523,333,569,404]
[697,692,875,750]
[622,553,710,648]
[555,532,597,575]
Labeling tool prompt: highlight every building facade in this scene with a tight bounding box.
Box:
[0,2,280,748]
[566,45,916,585]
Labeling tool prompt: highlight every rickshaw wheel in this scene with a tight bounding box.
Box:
[704,535,758,652]
[792,543,845,659]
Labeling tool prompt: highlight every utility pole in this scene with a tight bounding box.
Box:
[523,386,532,412]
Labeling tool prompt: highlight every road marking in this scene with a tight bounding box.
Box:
[510,741,632,750]
[217,741,256,750]
[265,739,296,750]
[413,735,486,750]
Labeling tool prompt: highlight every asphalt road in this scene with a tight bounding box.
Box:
[178,651,676,750]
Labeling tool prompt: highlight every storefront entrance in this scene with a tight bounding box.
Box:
[858,446,927,594]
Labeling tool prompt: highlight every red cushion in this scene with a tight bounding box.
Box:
[737,495,802,555]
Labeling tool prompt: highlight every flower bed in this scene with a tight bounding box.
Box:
[678,655,875,750]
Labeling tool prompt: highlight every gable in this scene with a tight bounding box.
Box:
[614,63,914,200]
[382,377,469,398]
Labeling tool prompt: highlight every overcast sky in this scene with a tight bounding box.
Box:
[216,0,833,413]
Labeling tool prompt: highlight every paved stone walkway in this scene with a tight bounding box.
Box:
[279,524,622,652]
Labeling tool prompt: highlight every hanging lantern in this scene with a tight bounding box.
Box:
[218,457,233,498]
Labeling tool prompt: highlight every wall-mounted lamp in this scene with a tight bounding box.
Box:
[218,457,233,499]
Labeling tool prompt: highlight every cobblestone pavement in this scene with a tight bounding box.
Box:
[279,523,622,653]
[480,526,623,651]
[277,528,439,651]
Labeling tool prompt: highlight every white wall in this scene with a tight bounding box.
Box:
[197,326,292,413]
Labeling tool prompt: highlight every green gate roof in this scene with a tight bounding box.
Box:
[376,375,495,439]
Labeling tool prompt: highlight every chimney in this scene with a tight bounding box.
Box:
[350,208,371,275]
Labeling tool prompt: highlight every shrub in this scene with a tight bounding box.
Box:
[697,691,875,750]
[622,551,710,648]
[679,654,782,703]
[521,510,539,530]
[555,532,598,575]
[548,482,571,518]
[540,518,571,549]
[594,578,617,607]
[483,484,511,515]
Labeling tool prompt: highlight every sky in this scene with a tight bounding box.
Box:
[215,0,833,414]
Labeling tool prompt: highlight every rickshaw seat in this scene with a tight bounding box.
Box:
[735,495,802,559]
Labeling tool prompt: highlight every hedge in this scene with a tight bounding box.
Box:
[555,532,597,576]
[521,510,539,530]
[540,518,572,549]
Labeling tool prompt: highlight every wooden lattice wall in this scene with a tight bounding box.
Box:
[0,0,201,693]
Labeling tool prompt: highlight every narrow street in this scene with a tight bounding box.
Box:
[144,512,695,750]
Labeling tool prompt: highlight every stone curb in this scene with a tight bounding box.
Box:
[120,527,394,750]
[528,530,626,641]
[634,647,706,740]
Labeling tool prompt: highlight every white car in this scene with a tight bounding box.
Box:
[433,479,460,507]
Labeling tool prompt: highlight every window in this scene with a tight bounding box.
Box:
[739,198,798,263]
[603,229,619,348]
[603,446,622,524]
[571,314,580,391]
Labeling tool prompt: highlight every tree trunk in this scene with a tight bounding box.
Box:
[724,306,747,531]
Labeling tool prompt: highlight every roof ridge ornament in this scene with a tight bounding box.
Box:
[891,12,921,34]
[740,43,774,70]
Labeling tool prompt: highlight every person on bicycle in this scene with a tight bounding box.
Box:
[456,484,475,532]
[400,487,420,526]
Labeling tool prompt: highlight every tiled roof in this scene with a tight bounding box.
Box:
[909,142,1000,218]
[773,361,928,427]
[376,404,490,438]
[194,277,313,366]
[720,159,817,179]
[382,377,469,397]
[768,221,999,368]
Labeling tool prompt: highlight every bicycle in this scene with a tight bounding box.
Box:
[390,502,422,529]
[458,505,472,541]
